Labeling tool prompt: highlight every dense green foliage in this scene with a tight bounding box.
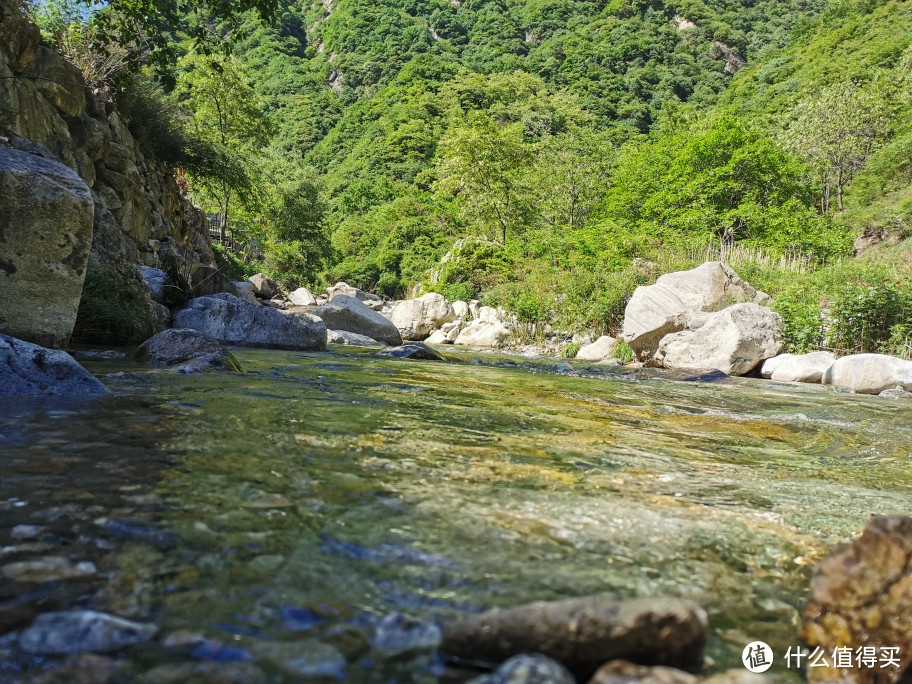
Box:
[27,0,912,353]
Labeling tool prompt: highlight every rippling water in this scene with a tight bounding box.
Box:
[1,346,910,681]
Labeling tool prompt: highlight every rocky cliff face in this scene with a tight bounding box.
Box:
[0,0,214,347]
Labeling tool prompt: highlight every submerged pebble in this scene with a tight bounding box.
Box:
[1,556,96,582]
[370,612,442,658]
[19,610,157,654]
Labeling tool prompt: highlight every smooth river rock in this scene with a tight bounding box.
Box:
[377,342,446,361]
[174,294,326,351]
[311,294,402,346]
[389,293,456,341]
[287,286,317,307]
[327,329,382,346]
[0,333,109,397]
[455,319,511,349]
[370,613,442,658]
[760,351,835,383]
[20,610,157,654]
[135,329,242,372]
[821,353,912,394]
[441,596,707,680]
[577,336,617,361]
[0,145,94,347]
[588,661,774,684]
[621,262,770,361]
[656,304,783,376]
[469,654,575,684]
[801,515,912,683]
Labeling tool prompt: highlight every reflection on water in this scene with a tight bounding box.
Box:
[1,347,910,681]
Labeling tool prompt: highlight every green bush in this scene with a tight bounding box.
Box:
[212,245,251,283]
[828,283,912,354]
[614,339,635,364]
[772,289,826,353]
[562,343,581,359]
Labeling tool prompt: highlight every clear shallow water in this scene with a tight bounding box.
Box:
[1,347,910,682]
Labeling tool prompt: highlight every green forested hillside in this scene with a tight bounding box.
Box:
[29,0,912,350]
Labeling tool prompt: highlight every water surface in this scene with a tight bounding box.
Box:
[1,347,909,681]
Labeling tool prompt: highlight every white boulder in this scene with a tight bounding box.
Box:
[455,320,511,349]
[453,301,470,319]
[656,303,783,376]
[288,287,317,307]
[311,295,402,346]
[761,351,836,383]
[822,354,912,394]
[576,336,617,361]
[621,262,771,360]
[389,293,456,341]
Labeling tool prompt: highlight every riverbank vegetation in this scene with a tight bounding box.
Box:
[24,0,912,355]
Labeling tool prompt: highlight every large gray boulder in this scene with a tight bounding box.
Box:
[576,336,617,361]
[761,351,835,383]
[821,353,912,394]
[454,319,511,348]
[0,146,94,347]
[135,329,241,372]
[327,281,381,304]
[173,294,326,351]
[389,293,456,340]
[248,273,280,299]
[621,262,770,361]
[0,333,108,397]
[656,303,783,376]
[441,596,707,681]
[327,329,382,346]
[311,294,402,346]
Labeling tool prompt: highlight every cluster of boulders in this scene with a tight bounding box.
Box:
[389,293,514,349]
[618,262,781,375]
[614,262,912,398]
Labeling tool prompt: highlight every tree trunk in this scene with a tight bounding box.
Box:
[836,168,844,211]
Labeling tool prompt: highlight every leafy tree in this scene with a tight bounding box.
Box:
[174,51,271,240]
[784,82,890,212]
[434,113,535,244]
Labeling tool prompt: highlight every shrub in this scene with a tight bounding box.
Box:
[827,283,912,354]
[772,289,826,353]
[614,339,635,363]
[562,343,581,359]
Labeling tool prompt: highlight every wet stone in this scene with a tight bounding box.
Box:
[252,639,347,679]
[19,610,157,654]
[442,596,707,681]
[141,661,267,684]
[377,342,447,361]
[1,556,96,582]
[468,654,575,684]
[370,612,443,658]
[11,524,45,540]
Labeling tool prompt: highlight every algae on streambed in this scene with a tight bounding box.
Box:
[1,346,910,681]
